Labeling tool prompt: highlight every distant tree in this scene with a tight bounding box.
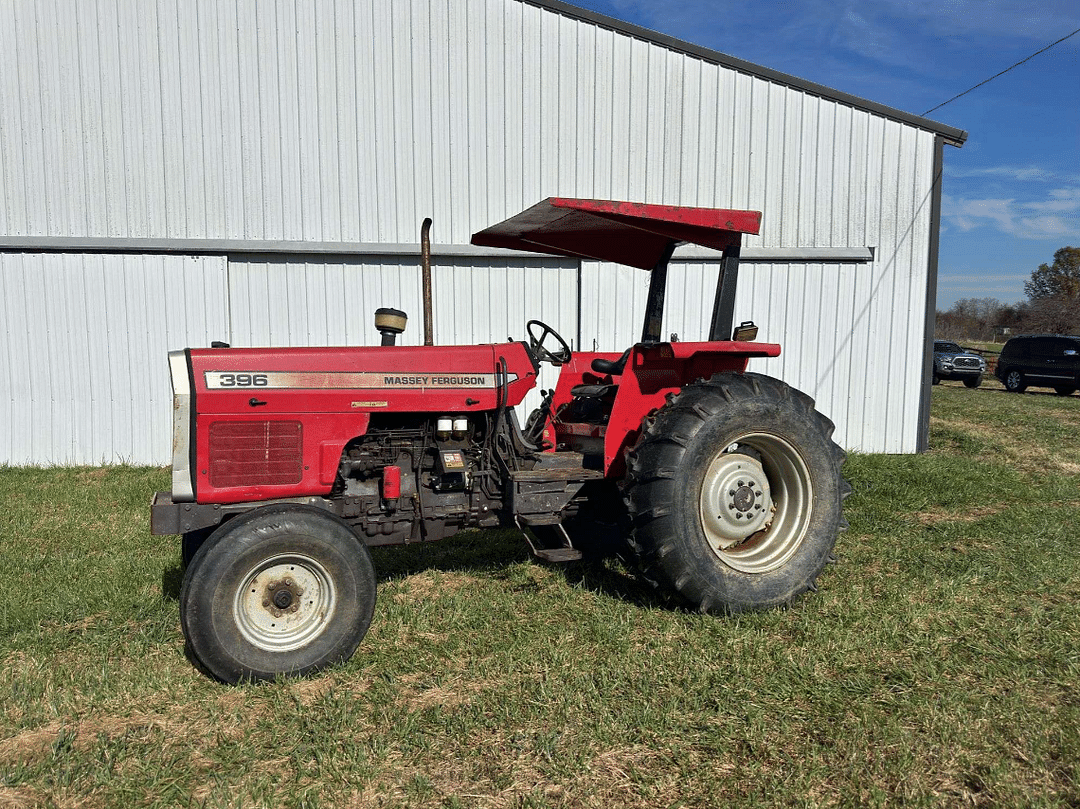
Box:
[1025,246,1080,301]
[936,297,1011,341]
[994,302,1025,330]
[1023,247,1080,334]
[1022,296,1080,334]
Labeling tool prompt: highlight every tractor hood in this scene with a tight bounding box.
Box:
[470,198,761,270]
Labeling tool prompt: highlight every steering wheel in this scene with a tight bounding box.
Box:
[526,319,572,365]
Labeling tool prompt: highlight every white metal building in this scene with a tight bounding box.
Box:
[0,0,966,465]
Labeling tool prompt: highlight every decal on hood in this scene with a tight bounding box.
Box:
[203,371,500,390]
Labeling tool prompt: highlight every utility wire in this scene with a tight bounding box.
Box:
[922,27,1080,116]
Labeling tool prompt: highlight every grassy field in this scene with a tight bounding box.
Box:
[2,385,1079,808]
[954,340,1004,357]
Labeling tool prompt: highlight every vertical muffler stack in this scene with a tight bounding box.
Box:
[421,218,434,346]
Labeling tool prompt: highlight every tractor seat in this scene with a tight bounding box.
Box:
[570,347,633,399]
[590,347,631,377]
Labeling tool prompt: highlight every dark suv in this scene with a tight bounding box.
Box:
[932,341,986,388]
[995,335,1080,395]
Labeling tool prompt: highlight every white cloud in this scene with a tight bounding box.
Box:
[858,0,1080,44]
[943,189,1080,239]
[946,165,1080,183]
[1026,188,1080,213]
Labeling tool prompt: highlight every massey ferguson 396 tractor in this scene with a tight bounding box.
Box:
[152,198,848,683]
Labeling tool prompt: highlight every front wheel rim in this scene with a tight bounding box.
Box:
[699,434,812,574]
[234,553,337,653]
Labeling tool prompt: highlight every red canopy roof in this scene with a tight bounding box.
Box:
[470,198,761,270]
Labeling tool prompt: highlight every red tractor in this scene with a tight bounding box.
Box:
[152,198,848,684]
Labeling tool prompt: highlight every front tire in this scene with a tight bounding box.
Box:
[180,505,376,684]
[964,375,982,389]
[626,373,848,613]
[1054,386,1076,396]
[1004,370,1026,393]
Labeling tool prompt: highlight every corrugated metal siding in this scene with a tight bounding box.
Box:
[660,259,901,454]
[0,0,935,248]
[580,255,907,453]
[0,253,228,464]
[0,0,941,458]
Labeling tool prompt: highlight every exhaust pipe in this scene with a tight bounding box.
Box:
[421,218,433,346]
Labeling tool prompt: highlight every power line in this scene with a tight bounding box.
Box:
[923,27,1080,116]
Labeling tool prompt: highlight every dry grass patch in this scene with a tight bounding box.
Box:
[0,786,44,809]
[388,571,479,602]
[0,713,175,770]
[915,504,1006,526]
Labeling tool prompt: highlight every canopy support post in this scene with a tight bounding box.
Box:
[641,241,678,343]
[708,242,742,341]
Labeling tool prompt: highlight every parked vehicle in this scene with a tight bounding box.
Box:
[932,341,986,388]
[151,198,849,683]
[994,334,1080,395]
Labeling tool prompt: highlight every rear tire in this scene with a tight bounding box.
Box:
[1004,370,1026,393]
[1054,386,1076,396]
[180,505,376,684]
[626,373,848,613]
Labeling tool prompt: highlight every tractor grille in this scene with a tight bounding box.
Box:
[953,356,981,369]
[208,420,303,488]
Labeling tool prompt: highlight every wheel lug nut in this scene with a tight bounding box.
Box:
[263,599,271,607]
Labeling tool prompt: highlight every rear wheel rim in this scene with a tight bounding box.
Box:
[699,433,812,574]
[233,553,337,653]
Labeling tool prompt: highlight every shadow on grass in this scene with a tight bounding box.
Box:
[556,556,671,611]
[370,527,671,611]
[160,527,672,611]
[162,564,184,602]
[368,528,532,580]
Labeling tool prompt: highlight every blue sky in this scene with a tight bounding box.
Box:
[563,0,1080,310]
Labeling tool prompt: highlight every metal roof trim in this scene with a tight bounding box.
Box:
[526,0,968,146]
[0,237,875,262]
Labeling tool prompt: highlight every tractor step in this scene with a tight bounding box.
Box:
[532,546,583,563]
[516,518,584,563]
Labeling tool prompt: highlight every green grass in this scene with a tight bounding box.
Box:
[3,386,1080,808]
[957,340,1004,357]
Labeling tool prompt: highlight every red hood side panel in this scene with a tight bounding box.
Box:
[187,342,537,503]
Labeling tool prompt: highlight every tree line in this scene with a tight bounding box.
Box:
[936,246,1079,341]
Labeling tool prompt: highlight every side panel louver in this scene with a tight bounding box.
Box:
[208,421,303,488]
